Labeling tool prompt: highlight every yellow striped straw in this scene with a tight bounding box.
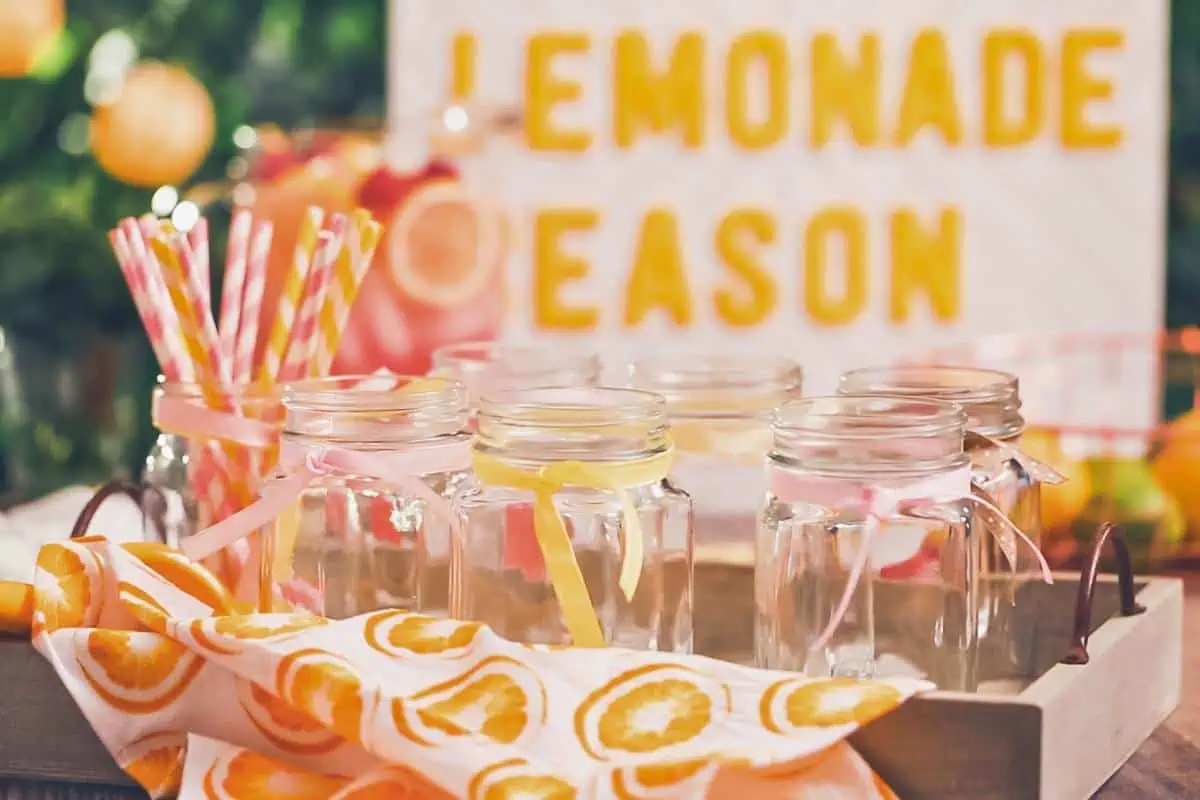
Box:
[261,206,324,386]
[311,210,382,377]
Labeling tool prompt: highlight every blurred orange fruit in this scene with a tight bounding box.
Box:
[1152,409,1200,532]
[91,62,215,187]
[1020,429,1092,534]
[0,0,63,77]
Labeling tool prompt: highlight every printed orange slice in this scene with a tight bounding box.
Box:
[392,655,545,747]
[122,541,234,614]
[468,759,576,800]
[117,731,185,798]
[202,748,347,800]
[388,179,502,308]
[33,543,103,632]
[0,581,34,635]
[336,766,455,799]
[189,612,327,655]
[574,664,730,760]
[759,677,903,733]
[363,609,482,658]
[276,648,369,745]
[611,758,714,800]
[77,629,204,714]
[237,677,346,756]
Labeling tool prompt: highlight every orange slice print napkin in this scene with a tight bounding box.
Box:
[27,537,925,799]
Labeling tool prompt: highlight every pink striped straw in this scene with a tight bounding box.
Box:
[188,218,211,306]
[234,221,273,384]
[279,225,342,382]
[218,209,253,366]
[109,228,183,383]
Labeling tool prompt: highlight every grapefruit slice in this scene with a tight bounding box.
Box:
[387,179,502,308]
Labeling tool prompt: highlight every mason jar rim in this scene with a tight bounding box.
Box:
[773,395,967,440]
[837,365,1022,439]
[283,374,467,415]
[153,378,282,412]
[478,385,666,429]
[628,353,801,401]
[431,340,602,378]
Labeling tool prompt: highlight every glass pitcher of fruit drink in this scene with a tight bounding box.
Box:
[837,366,1061,683]
[756,396,1049,690]
[453,387,692,651]
[244,117,511,378]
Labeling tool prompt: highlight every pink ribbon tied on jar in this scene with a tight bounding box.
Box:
[767,463,1053,655]
[180,438,472,607]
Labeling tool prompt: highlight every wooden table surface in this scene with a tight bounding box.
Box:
[1094,572,1200,798]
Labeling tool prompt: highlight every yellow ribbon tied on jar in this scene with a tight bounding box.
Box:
[471,445,674,648]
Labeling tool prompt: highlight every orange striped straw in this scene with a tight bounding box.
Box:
[149,236,253,508]
[260,205,324,386]
[312,211,383,376]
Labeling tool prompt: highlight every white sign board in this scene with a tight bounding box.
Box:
[390,1,1168,422]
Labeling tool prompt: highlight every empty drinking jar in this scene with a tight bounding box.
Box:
[837,366,1058,679]
[454,387,692,651]
[756,396,1047,690]
[183,375,473,618]
[627,355,802,553]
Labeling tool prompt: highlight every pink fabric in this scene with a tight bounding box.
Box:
[180,438,472,563]
[767,464,1052,653]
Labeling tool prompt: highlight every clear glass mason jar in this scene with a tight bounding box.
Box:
[837,366,1039,684]
[627,354,802,554]
[453,386,693,651]
[430,341,602,407]
[267,375,472,618]
[144,381,282,553]
[757,396,985,690]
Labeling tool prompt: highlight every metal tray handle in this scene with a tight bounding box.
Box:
[1061,521,1147,665]
[69,480,166,543]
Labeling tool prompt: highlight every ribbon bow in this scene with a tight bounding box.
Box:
[767,464,1052,655]
[471,446,674,648]
[181,439,472,570]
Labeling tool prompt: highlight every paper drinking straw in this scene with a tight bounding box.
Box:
[261,205,324,385]
[218,208,253,366]
[234,221,273,384]
[150,236,252,507]
[312,211,383,376]
[280,219,344,382]
[121,218,194,382]
[188,218,211,307]
[109,229,184,383]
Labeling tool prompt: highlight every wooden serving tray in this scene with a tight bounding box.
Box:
[693,529,1183,800]
[0,538,1181,799]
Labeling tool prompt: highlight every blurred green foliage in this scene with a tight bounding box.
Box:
[0,0,385,497]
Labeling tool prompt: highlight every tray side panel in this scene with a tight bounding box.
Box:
[1026,578,1183,799]
[0,641,132,786]
[850,697,1042,799]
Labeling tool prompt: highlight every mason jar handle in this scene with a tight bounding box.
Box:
[1060,522,1146,666]
[69,480,167,544]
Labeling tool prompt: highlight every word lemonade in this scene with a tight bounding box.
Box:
[452,26,1127,330]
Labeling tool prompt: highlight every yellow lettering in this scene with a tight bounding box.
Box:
[804,208,868,326]
[612,31,705,148]
[726,31,789,150]
[525,33,592,152]
[810,33,882,148]
[894,29,963,147]
[713,209,778,327]
[890,207,961,323]
[533,208,599,330]
[1061,28,1124,149]
[450,32,477,101]
[624,209,692,327]
[983,30,1045,147]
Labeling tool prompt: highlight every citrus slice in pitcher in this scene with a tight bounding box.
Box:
[388,179,502,308]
